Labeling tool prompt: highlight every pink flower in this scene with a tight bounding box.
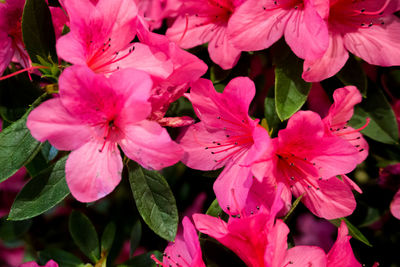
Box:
[227,0,329,61]
[27,65,182,202]
[152,217,206,267]
[0,0,30,76]
[0,242,25,267]
[166,0,245,69]
[303,0,400,82]
[56,0,172,78]
[193,184,329,267]
[19,260,58,267]
[136,22,208,127]
[322,86,369,164]
[390,189,400,220]
[251,111,360,219]
[179,77,271,214]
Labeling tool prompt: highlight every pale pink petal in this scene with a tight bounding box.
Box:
[343,16,400,66]
[213,163,253,214]
[390,189,400,220]
[228,0,289,51]
[193,213,228,239]
[292,177,356,219]
[27,98,92,151]
[302,33,349,82]
[283,246,327,267]
[66,140,123,202]
[19,260,59,267]
[327,221,362,267]
[119,121,182,170]
[284,2,328,60]
[342,175,362,194]
[56,33,88,65]
[182,217,203,264]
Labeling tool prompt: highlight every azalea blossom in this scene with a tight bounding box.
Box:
[19,260,58,267]
[0,0,30,76]
[251,111,360,219]
[227,0,329,61]
[56,0,173,78]
[152,216,206,267]
[166,0,245,69]
[303,0,400,81]
[27,65,182,202]
[179,77,271,214]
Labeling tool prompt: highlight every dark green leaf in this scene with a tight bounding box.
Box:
[8,156,69,221]
[22,0,57,64]
[0,217,31,242]
[128,162,178,241]
[69,210,100,262]
[41,141,58,162]
[101,222,116,253]
[337,55,368,97]
[130,220,142,256]
[282,194,303,221]
[330,218,372,247]
[0,94,48,183]
[273,41,311,121]
[118,251,162,267]
[39,248,83,267]
[349,87,398,144]
[24,146,49,177]
[264,87,282,137]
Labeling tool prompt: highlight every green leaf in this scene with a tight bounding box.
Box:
[349,87,398,144]
[329,218,372,247]
[273,41,311,121]
[118,251,162,267]
[264,88,282,137]
[39,248,83,267]
[22,0,57,64]
[130,220,142,256]
[69,210,100,262]
[8,156,69,221]
[0,217,31,242]
[24,145,50,177]
[128,162,178,241]
[282,194,303,221]
[41,141,58,162]
[205,199,223,218]
[0,93,48,183]
[337,55,368,97]
[101,222,116,253]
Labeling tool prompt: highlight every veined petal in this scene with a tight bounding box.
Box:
[27,98,91,151]
[0,33,13,76]
[66,140,123,202]
[283,246,327,267]
[119,120,182,170]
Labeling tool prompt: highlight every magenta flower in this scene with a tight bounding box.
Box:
[179,77,271,214]
[166,0,245,69]
[56,0,172,78]
[27,65,182,202]
[391,189,400,220]
[193,184,329,267]
[252,111,360,219]
[303,0,400,81]
[19,260,58,267]
[227,0,329,61]
[152,216,206,267]
[0,0,30,76]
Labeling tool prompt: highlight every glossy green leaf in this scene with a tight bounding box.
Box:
[337,55,368,97]
[264,88,282,137]
[39,248,83,267]
[8,156,69,221]
[0,94,48,183]
[69,210,100,262]
[128,162,178,241]
[101,222,116,253]
[330,218,372,247]
[130,220,142,256]
[349,87,398,144]
[273,41,311,121]
[22,0,57,64]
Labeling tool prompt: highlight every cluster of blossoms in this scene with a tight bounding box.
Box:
[1,0,400,266]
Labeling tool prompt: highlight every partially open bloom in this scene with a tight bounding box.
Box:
[152,216,206,267]
[166,0,245,69]
[228,0,329,61]
[27,65,182,202]
[179,77,270,214]
[303,0,400,81]
[0,0,30,76]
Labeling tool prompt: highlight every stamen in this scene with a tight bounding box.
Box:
[151,254,166,267]
[231,188,244,218]
[0,65,50,81]
[354,0,390,16]
[178,13,190,44]
[336,118,370,136]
